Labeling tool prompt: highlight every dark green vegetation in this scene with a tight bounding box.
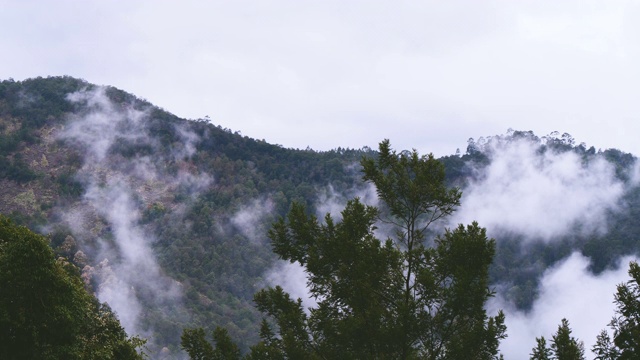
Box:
[530,319,585,360]
[3,76,640,358]
[0,215,145,359]
[182,141,506,359]
[0,76,375,357]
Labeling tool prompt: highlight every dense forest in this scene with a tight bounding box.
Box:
[2,76,640,359]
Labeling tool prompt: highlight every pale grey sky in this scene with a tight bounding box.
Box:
[2,0,639,156]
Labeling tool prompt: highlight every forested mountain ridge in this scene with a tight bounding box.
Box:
[0,76,377,358]
[1,76,639,359]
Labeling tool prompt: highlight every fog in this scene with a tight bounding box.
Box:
[490,252,636,359]
[452,136,628,241]
[261,134,640,359]
[231,197,275,245]
[57,87,210,345]
[48,94,640,359]
[453,134,639,358]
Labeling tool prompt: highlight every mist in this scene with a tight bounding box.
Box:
[314,182,379,219]
[452,136,628,241]
[490,252,636,359]
[450,134,640,358]
[231,197,275,244]
[57,87,210,345]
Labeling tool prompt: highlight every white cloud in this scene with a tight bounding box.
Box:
[57,87,210,341]
[265,261,317,312]
[315,183,378,219]
[3,1,640,156]
[453,138,625,240]
[231,197,275,244]
[491,252,636,359]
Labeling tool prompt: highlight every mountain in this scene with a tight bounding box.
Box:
[1,76,639,359]
[0,76,376,358]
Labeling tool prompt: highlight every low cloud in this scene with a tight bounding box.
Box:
[490,252,635,359]
[453,138,627,241]
[315,182,379,219]
[64,87,149,162]
[265,261,317,311]
[231,197,275,244]
[56,86,210,342]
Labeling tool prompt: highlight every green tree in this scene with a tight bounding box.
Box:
[181,328,215,360]
[183,140,505,359]
[362,139,506,359]
[551,319,585,360]
[0,215,144,360]
[181,327,241,360]
[609,261,640,359]
[592,330,619,360]
[530,337,553,360]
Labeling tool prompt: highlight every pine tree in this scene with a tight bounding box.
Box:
[592,330,619,360]
[551,319,585,360]
[530,336,553,360]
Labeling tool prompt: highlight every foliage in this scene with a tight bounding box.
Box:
[592,261,640,359]
[181,327,241,360]
[592,330,619,360]
[0,214,145,359]
[530,319,584,360]
[0,155,38,183]
[7,77,640,356]
[530,337,553,360]
[551,319,585,360]
[186,141,506,359]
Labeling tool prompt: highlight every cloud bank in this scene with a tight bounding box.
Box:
[490,252,635,359]
[453,137,628,241]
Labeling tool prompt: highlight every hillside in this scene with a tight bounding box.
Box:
[0,76,376,357]
[2,76,640,358]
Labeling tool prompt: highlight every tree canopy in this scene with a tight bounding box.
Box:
[182,140,506,359]
[0,215,145,360]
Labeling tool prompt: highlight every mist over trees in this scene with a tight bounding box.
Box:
[182,141,506,359]
[2,77,640,358]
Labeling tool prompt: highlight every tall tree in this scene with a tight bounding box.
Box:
[361,139,506,359]
[183,140,505,359]
[530,337,553,360]
[531,319,584,360]
[551,319,585,360]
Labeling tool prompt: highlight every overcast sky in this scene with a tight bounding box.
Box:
[2,0,639,156]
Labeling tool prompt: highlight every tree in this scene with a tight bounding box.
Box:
[0,215,145,360]
[609,261,640,359]
[184,140,505,359]
[530,337,553,360]
[530,319,584,360]
[592,330,619,360]
[181,328,215,360]
[362,139,506,359]
[587,261,640,360]
[181,327,241,360]
[551,318,585,360]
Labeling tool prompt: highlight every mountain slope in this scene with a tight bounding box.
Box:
[0,76,374,357]
[2,76,640,358]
